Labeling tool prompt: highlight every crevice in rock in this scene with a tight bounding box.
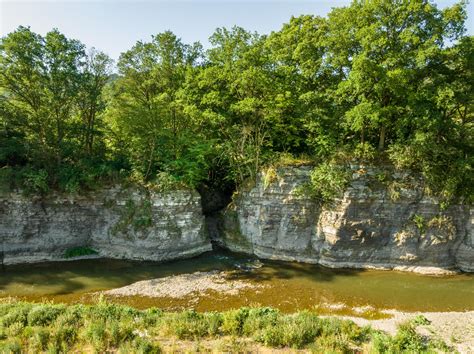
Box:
[197,181,235,250]
[205,215,225,250]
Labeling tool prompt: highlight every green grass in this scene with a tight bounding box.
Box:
[0,300,449,353]
[64,246,98,259]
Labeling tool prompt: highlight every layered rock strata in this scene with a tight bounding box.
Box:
[220,165,473,274]
[0,187,211,265]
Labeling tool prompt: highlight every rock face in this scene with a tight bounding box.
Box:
[220,165,473,274]
[0,187,211,265]
[2,167,472,273]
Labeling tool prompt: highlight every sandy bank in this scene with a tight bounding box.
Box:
[342,310,474,353]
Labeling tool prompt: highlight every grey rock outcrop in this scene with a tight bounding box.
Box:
[2,166,472,273]
[0,187,211,265]
[220,165,473,274]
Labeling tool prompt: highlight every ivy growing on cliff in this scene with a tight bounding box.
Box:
[111,197,154,236]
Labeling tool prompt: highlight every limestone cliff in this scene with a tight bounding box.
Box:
[220,165,473,274]
[0,187,211,265]
[2,167,473,273]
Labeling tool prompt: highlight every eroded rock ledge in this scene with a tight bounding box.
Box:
[0,187,211,265]
[219,165,474,274]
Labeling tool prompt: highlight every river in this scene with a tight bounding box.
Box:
[1,250,473,315]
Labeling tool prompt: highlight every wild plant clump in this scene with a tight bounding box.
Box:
[0,300,449,353]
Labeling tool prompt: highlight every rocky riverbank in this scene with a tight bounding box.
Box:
[346,310,474,353]
[103,270,262,298]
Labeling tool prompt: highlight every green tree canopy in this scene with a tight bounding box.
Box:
[0,1,471,202]
[105,31,211,187]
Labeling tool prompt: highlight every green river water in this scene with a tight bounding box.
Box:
[1,251,473,314]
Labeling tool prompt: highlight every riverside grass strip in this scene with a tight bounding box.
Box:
[0,299,450,353]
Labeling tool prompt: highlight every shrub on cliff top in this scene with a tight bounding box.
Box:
[296,161,351,204]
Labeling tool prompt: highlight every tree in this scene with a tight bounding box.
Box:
[77,48,113,156]
[388,35,473,202]
[325,0,467,151]
[265,15,342,157]
[0,2,471,200]
[0,27,113,192]
[0,27,85,170]
[188,26,272,184]
[106,31,210,186]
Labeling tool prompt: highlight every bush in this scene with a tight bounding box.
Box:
[64,246,98,259]
[108,320,136,347]
[0,303,32,327]
[50,324,77,351]
[255,312,321,348]
[28,328,50,351]
[142,308,164,327]
[391,321,427,352]
[87,301,141,322]
[313,333,351,353]
[27,304,65,326]
[164,310,223,339]
[130,337,162,354]
[388,139,473,204]
[0,340,21,354]
[242,307,279,336]
[411,314,431,326]
[353,142,377,161]
[150,171,187,192]
[84,320,107,350]
[55,306,84,327]
[221,308,250,336]
[302,162,351,203]
[22,168,49,195]
[370,330,392,352]
[412,214,425,234]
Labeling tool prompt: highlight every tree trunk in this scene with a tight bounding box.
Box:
[172,107,177,160]
[378,125,386,151]
[144,140,156,180]
[88,106,96,155]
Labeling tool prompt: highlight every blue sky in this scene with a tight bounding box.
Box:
[1,0,473,60]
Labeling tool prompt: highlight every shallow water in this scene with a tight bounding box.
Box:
[1,250,473,313]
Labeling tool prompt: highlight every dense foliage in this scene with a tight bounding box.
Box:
[1,0,472,202]
[0,300,450,352]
